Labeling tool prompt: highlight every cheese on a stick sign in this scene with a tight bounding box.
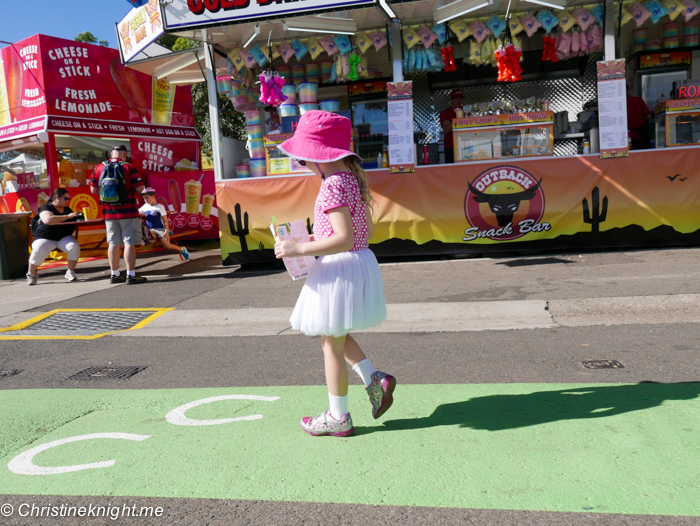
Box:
[0,34,194,128]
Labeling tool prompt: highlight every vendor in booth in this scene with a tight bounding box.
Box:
[627,85,652,150]
[440,89,464,164]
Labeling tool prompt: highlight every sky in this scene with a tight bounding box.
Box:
[1,0,133,48]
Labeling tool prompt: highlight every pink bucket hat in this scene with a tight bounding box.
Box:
[277,110,360,163]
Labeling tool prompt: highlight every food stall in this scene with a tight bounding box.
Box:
[0,33,216,253]
[130,0,700,264]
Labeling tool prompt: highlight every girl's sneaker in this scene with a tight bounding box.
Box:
[65,269,77,281]
[367,371,396,419]
[180,247,190,261]
[300,410,354,437]
[26,272,37,286]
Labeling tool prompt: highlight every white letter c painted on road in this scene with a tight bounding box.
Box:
[8,433,151,475]
[165,394,280,426]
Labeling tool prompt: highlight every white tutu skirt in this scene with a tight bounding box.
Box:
[290,249,387,337]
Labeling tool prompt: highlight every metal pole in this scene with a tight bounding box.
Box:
[203,29,223,181]
[604,0,616,61]
[390,19,403,82]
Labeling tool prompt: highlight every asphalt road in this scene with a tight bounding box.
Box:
[0,247,699,525]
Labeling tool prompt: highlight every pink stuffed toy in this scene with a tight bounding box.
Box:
[271,74,287,106]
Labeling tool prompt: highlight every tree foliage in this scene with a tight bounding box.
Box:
[75,32,109,47]
[161,37,246,162]
[75,32,98,44]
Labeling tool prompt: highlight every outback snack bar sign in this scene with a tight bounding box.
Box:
[464,165,548,241]
[164,0,377,30]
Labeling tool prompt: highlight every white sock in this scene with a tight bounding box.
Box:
[328,394,348,419]
[352,359,377,387]
[111,270,120,277]
[127,270,136,277]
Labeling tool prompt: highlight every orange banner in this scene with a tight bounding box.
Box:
[216,147,700,264]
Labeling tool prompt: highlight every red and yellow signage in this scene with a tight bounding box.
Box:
[349,81,387,98]
[216,147,700,264]
[639,51,691,69]
[454,111,553,129]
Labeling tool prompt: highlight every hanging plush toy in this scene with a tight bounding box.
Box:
[506,43,523,82]
[440,45,457,72]
[347,53,362,81]
[541,35,559,62]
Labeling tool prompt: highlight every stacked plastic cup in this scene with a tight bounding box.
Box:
[321,61,334,83]
[216,75,232,95]
[279,104,299,117]
[236,164,251,178]
[247,123,263,139]
[297,82,318,104]
[247,138,265,159]
[305,62,319,84]
[281,83,297,104]
[249,158,267,177]
[319,100,340,113]
[245,109,261,125]
[276,65,291,80]
[299,103,319,114]
[292,64,306,86]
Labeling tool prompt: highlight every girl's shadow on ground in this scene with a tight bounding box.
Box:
[356,382,700,435]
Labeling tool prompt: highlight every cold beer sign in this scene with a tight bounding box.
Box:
[163,0,377,30]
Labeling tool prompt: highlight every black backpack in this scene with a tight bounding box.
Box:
[30,213,41,235]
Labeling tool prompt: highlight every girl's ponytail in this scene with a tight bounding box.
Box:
[343,156,374,209]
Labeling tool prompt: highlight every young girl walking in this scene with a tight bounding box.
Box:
[274,110,396,437]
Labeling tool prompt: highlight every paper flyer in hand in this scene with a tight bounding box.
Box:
[270,218,316,281]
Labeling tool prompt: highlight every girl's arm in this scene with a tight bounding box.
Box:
[275,207,353,258]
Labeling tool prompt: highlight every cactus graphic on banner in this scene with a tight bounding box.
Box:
[582,186,608,233]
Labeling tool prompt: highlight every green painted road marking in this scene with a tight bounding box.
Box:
[1,383,698,515]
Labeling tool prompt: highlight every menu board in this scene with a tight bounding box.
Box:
[387,81,415,173]
[597,59,629,159]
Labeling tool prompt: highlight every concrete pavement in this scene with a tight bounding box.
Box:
[1,246,700,525]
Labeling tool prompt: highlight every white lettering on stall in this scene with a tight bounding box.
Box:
[165,395,280,426]
[7,433,151,475]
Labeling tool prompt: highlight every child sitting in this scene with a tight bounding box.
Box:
[139,188,189,261]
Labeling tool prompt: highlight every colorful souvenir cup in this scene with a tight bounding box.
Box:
[633,28,649,44]
[319,99,340,112]
[249,158,267,177]
[632,43,645,54]
[279,104,299,117]
[216,75,232,95]
[685,20,700,35]
[683,34,700,46]
[663,36,679,48]
[291,63,306,78]
[246,124,263,140]
[276,65,291,79]
[321,61,333,83]
[297,82,318,104]
[236,164,251,178]
[305,62,319,78]
[230,79,241,98]
[281,84,297,104]
[244,109,261,125]
[299,102,319,115]
[663,22,680,38]
[246,138,265,158]
[645,40,662,50]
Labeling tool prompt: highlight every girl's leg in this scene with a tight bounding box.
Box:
[322,334,348,396]
[343,334,367,366]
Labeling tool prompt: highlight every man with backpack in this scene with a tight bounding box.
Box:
[90,145,147,285]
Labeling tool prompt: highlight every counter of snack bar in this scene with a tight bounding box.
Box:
[0,34,205,252]
[216,145,700,264]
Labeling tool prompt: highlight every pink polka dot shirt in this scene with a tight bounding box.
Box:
[314,172,369,252]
